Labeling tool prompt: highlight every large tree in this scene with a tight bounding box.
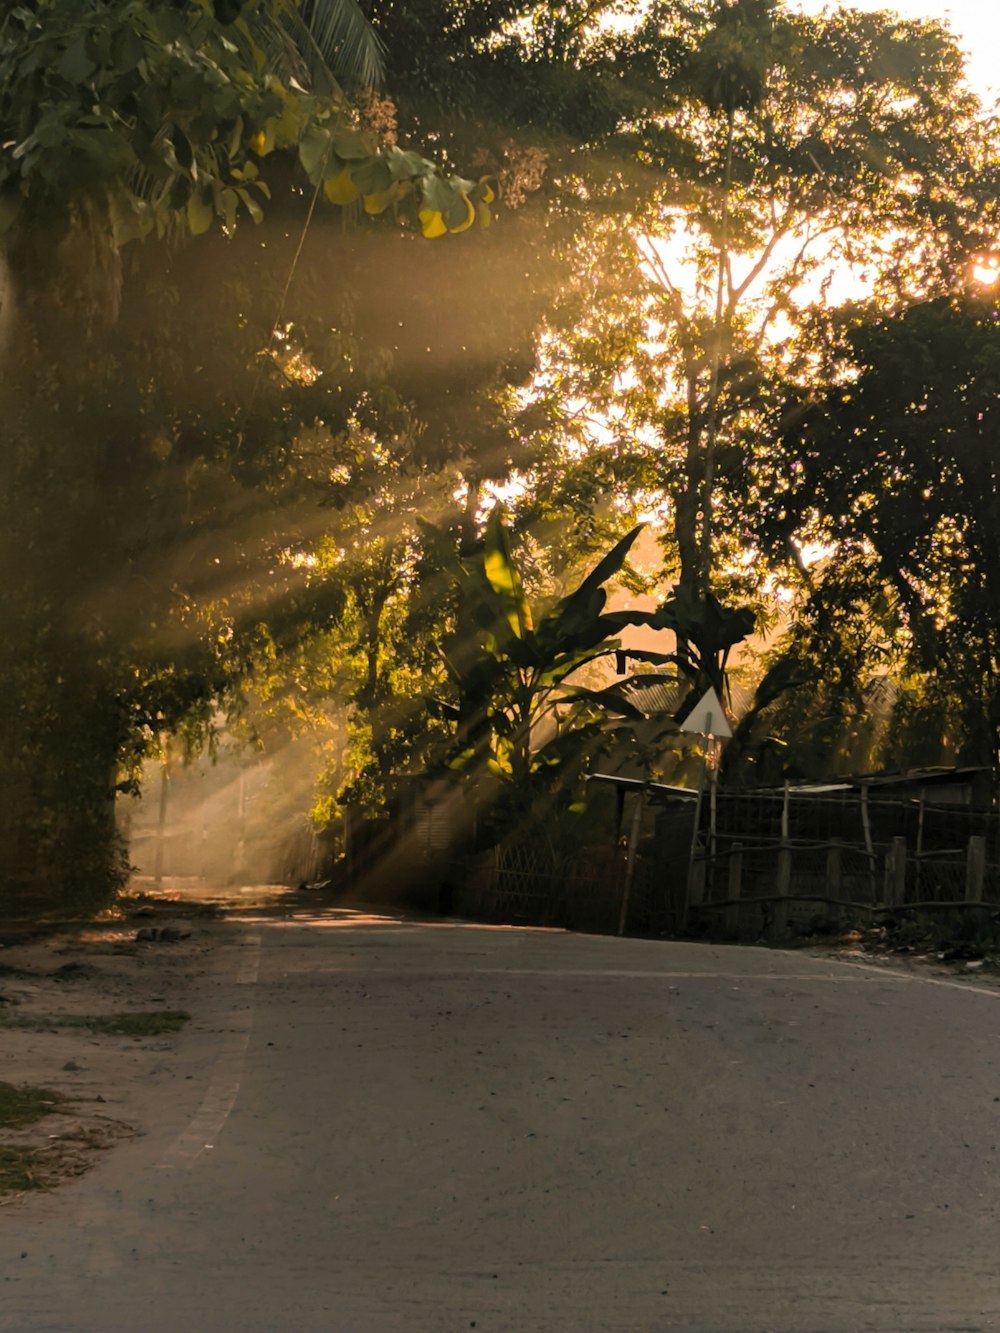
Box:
[512,0,999,699]
[768,289,1000,771]
[0,0,656,910]
[0,0,496,913]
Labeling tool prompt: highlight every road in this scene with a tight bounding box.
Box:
[4,909,1000,1331]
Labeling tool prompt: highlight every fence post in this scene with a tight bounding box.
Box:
[885,836,906,909]
[860,782,876,900]
[825,841,842,899]
[618,789,645,936]
[966,835,986,904]
[773,782,791,938]
[914,789,926,900]
[689,857,706,908]
[683,764,709,929]
[725,842,743,935]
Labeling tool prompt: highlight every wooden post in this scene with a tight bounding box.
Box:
[825,840,842,899]
[689,857,706,908]
[885,836,906,909]
[725,842,743,935]
[860,782,875,900]
[914,788,926,900]
[774,782,791,938]
[966,835,987,904]
[683,755,710,927]
[618,789,646,936]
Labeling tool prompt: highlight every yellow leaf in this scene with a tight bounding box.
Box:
[477,200,492,229]
[480,181,495,204]
[323,167,359,205]
[363,186,398,215]
[251,130,269,156]
[419,207,447,239]
[448,193,475,234]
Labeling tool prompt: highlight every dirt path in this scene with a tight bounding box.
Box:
[4,908,1000,1331]
[0,911,256,1194]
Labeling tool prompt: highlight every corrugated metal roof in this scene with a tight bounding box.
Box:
[620,675,755,721]
[621,677,687,717]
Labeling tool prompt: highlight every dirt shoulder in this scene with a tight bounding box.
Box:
[0,910,219,1202]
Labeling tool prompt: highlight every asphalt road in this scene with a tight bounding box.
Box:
[5,910,1000,1331]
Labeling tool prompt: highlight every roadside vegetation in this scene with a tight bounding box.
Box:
[3,0,1000,919]
[0,1082,63,1195]
[0,1011,191,1037]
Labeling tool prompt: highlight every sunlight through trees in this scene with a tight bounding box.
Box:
[2,0,999,910]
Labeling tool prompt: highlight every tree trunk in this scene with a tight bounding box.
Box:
[0,629,127,918]
[0,230,130,918]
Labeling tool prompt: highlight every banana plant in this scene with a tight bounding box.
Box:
[421,511,679,805]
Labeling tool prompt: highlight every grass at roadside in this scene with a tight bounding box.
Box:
[1,1011,190,1037]
[0,1144,50,1192]
[0,1081,64,1195]
[0,1081,62,1128]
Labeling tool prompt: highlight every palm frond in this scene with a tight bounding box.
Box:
[293,0,385,90]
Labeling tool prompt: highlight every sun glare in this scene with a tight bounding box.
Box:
[972,254,1000,288]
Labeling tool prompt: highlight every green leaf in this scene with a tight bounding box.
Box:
[421,173,459,216]
[108,190,150,246]
[447,747,476,772]
[186,191,214,236]
[298,124,332,180]
[482,508,532,638]
[386,147,428,181]
[556,525,645,625]
[558,686,646,720]
[349,156,392,196]
[57,35,96,84]
[234,186,262,224]
[363,183,407,215]
[331,127,376,162]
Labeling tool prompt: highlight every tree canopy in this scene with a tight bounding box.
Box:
[3,0,1000,912]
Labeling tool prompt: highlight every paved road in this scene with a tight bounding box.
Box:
[5,911,1000,1331]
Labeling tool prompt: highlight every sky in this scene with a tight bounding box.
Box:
[794,1,1000,101]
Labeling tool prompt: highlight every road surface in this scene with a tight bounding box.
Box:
[4,909,1000,1331]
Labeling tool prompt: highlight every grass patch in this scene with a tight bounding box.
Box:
[83,1011,190,1036]
[51,962,96,982]
[0,1144,50,1193]
[0,962,35,979]
[0,1082,61,1129]
[1,1010,190,1037]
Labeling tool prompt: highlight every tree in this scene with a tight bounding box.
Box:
[2,0,672,911]
[772,290,1000,769]
[0,0,498,912]
[513,0,998,699]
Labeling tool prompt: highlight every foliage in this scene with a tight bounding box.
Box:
[4,0,1000,918]
[0,0,512,914]
[0,0,491,269]
[0,1083,61,1130]
[0,1145,50,1194]
[774,292,1000,767]
[419,511,683,836]
[514,0,997,640]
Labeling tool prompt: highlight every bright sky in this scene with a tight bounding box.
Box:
[794,1,999,101]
